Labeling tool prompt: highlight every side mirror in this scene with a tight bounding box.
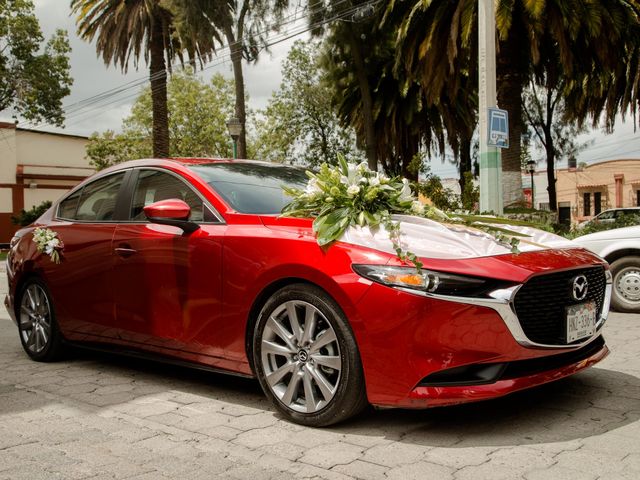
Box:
[143,199,199,234]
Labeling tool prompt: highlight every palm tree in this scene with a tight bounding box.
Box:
[308,1,380,171]
[390,0,640,207]
[323,24,455,181]
[168,0,289,160]
[71,0,180,158]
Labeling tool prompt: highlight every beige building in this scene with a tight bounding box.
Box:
[555,159,640,224]
[0,121,93,242]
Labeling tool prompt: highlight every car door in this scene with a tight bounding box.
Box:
[111,168,227,360]
[45,170,129,338]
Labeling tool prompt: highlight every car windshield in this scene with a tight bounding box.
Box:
[188,162,309,214]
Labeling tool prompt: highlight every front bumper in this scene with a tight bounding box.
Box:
[405,335,608,408]
[352,263,611,408]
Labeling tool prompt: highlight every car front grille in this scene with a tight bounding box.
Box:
[513,266,607,345]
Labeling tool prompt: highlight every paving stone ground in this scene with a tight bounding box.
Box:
[1,267,639,480]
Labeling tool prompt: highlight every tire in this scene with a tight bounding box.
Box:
[253,283,368,427]
[610,256,640,313]
[17,278,65,362]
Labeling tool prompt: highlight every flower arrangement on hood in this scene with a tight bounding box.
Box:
[32,227,63,264]
[281,154,530,271]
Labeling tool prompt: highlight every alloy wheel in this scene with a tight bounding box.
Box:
[19,284,52,354]
[260,300,342,413]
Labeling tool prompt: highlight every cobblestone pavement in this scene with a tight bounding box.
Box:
[1,269,639,480]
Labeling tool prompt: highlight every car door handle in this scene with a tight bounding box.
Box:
[114,247,137,258]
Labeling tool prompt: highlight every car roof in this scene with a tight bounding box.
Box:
[600,207,640,212]
[169,157,283,167]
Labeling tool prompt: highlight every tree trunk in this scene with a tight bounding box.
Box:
[345,26,377,171]
[458,134,472,192]
[496,7,526,207]
[401,138,419,181]
[544,128,557,211]
[149,19,170,158]
[225,27,247,159]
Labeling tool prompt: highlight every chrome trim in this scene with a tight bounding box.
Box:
[55,166,226,225]
[55,170,126,221]
[398,268,612,350]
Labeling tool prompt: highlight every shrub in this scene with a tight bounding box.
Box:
[11,201,52,227]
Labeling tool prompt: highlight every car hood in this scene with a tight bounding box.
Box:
[261,214,578,260]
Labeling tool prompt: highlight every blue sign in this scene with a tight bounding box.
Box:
[488,108,509,149]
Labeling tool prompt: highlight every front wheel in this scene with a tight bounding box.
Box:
[17,279,65,362]
[610,256,640,313]
[253,284,367,426]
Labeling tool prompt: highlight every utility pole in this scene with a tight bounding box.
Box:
[478,0,503,214]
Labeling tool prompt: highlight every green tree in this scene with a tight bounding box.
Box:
[0,0,72,126]
[86,70,236,170]
[523,78,591,211]
[255,41,362,166]
[389,0,640,206]
[11,201,52,226]
[71,0,186,158]
[168,0,289,160]
[310,1,381,171]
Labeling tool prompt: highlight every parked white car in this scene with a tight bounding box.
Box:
[576,207,640,230]
[574,225,640,313]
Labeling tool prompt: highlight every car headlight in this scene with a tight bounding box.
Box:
[10,236,20,248]
[352,264,510,298]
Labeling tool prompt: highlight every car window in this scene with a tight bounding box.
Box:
[188,162,308,214]
[57,190,82,220]
[597,211,615,220]
[130,169,211,222]
[618,209,639,217]
[58,172,125,221]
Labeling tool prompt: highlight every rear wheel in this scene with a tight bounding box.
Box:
[253,284,367,426]
[610,256,640,313]
[17,279,65,362]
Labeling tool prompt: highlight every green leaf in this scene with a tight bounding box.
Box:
[314,207,351,245]
[474,225,530,237]
[337,152,349,176]
[454,214,534,227]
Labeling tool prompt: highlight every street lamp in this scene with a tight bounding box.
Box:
[526,159,536,209]
[226,117,242,159]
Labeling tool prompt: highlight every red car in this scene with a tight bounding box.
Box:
[5,158,612,426]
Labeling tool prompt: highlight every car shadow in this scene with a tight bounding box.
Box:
[3,341,639,449]
[70,349,640,447]
[331,368,640,447]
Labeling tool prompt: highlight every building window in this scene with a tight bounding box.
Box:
[637,190,640,207]
[594,192,602,215]
[583,192,591,217]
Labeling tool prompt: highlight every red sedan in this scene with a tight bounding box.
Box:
[4,158,611,426]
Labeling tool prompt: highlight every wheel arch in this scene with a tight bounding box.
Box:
[604,248,640,264]
[244,277,340,375]
[12,270,43,319]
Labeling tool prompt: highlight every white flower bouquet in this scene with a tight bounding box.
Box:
[282,154,531,271]
[32,227,64,264]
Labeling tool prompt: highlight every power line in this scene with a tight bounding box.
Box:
[19,0,359,131]
[55,0,374,129]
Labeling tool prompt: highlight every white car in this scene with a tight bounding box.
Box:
[577,207,640,230]
[574,225,640,313]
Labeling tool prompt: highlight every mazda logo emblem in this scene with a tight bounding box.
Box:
[571,275,589,301]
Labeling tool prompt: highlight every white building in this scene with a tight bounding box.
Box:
[0,121,93,242]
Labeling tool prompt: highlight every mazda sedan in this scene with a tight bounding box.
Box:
[5,158,612,426]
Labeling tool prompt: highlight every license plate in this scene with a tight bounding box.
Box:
[566,301,597,343]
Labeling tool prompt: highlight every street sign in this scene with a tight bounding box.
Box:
[488,108,509,149]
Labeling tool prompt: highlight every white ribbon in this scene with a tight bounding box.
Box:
[340,215,577,260]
